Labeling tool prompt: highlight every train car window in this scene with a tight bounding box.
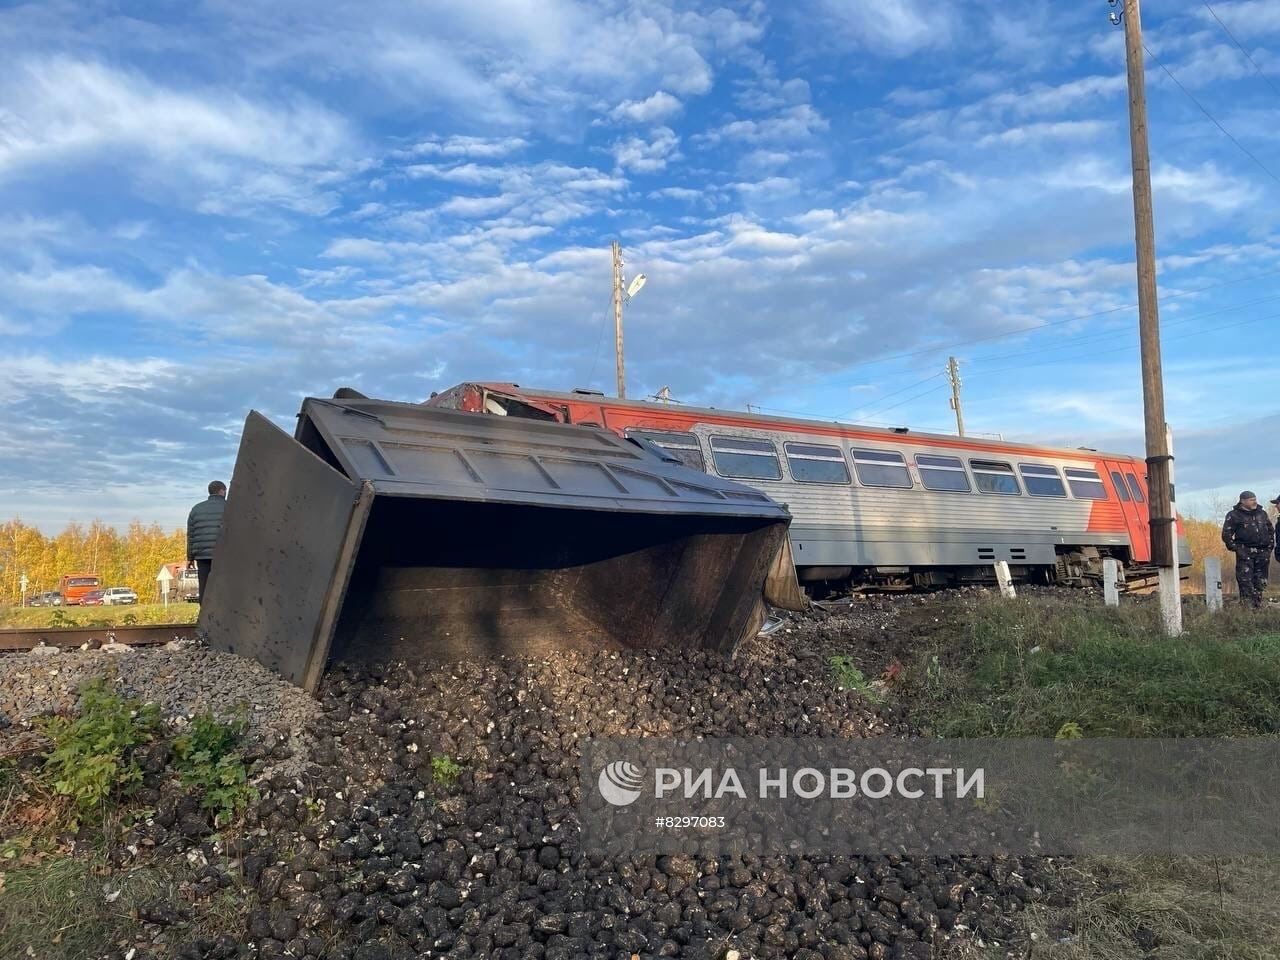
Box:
[916,454,970,492]
[850,449,912,488]
[626,429,705,471]
[1110,470,1131,502]
[1125,472,1146,502]
[1019,464,1067,498]
[970,460,1021,495]
[709,436,783,481]
[784,442,851,484]
[1064,467,1108,499]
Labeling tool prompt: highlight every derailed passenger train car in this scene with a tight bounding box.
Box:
[429,382,1191,592]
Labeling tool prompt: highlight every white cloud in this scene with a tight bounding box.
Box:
[648,186,705,202]
[439,194,516,217]
[183,0,750,123]
[405,162,511,185]
[811,0,956,55]
[1151,162,1260,214]
[699,104,828,145]
[735,76,811,112]
[611,127,681,173]
[610,91,683,124]
[1194,1,1280,38]
[982,74,1126,118]
[977,120,1109,147]
[407,136,528,158]
[0,57,351,213]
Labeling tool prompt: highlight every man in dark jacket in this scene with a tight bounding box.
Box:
[1221,491,1274,607]
[187,481,227,602]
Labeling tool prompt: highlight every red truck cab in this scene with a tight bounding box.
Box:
[60,573,101,606]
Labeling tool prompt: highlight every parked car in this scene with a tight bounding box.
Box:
[79,590,105,606]
[101,587,139,605]
[27,591,64,607]
[177,568,200,602]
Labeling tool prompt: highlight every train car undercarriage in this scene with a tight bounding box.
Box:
[794,544,1164,596]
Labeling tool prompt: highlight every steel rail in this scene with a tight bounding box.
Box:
[0,623,198,652]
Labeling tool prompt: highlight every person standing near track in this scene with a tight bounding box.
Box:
[1221,491,1274,608]
[187,480,227,602]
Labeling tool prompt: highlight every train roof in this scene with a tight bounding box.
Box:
[470,382,1145,465]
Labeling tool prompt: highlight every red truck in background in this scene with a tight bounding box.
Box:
[59,572,101,605]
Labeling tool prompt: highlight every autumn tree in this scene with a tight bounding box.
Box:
[0,519,187,605]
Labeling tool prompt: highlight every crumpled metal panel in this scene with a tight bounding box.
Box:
[204,396,791,692]
[199,412,371,689]
[294,397,783,517]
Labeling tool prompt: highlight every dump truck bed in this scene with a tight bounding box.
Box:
[200,396,792,691]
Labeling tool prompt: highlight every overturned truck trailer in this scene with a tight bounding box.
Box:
[200,396,793,691]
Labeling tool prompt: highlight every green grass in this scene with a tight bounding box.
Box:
[896,594,1280,960]
[0,856,155,959]
[828,654,884,703]
[986,856,1280,960]
[0,855,249,960]
[904,596,1280,738]
[431,755,463,785]
[0,602,199,629]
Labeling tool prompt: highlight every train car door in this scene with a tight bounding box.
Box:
[1103,459,1150,563]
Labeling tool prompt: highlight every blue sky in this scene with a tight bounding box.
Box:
[1,0,1278,530]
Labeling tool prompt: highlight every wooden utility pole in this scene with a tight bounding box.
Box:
[611,240,626,399]
[1118,0,1181,634]
[946,356,965,437]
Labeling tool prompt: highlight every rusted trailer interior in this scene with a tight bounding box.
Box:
[200,396,792,691]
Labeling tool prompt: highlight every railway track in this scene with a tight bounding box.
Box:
[0,622,198,652]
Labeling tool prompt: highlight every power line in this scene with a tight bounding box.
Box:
[964,291,1280,365]
[745,287,1279,423]
[1201,1,1280,99]
[842,372,946,418]
[970,308,1278,377]
[586,292,619,386]
[747,372,945,422]
[1144,42,1280,187]
[816,264,1280,380]
[852,384,950,420]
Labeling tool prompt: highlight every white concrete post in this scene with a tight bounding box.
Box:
[1157,424,1184,636]
[1204,556,1223,613]
[994,561,1017,599]
[1103,558,1121,607]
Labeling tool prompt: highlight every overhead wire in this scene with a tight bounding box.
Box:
[964,291,1280,365]
[746,372,944,421]
[1144,42,1280,187]
[1200,1,1280,99]
[747,289,1280,424]
[811,264,1280,381]
[586,293,619,386]
[839,372,947,418]
[853,384,951,420]
[968,309,1278,378]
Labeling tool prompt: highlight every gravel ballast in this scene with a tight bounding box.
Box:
[0,645,321,779]
[1,598,1057,959]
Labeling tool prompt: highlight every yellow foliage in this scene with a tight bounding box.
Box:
[0,519,186,605]
[1181,513,1280,597]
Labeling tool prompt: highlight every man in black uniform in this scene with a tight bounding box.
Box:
[186,480,227,602]
[1221,491,1274,607]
